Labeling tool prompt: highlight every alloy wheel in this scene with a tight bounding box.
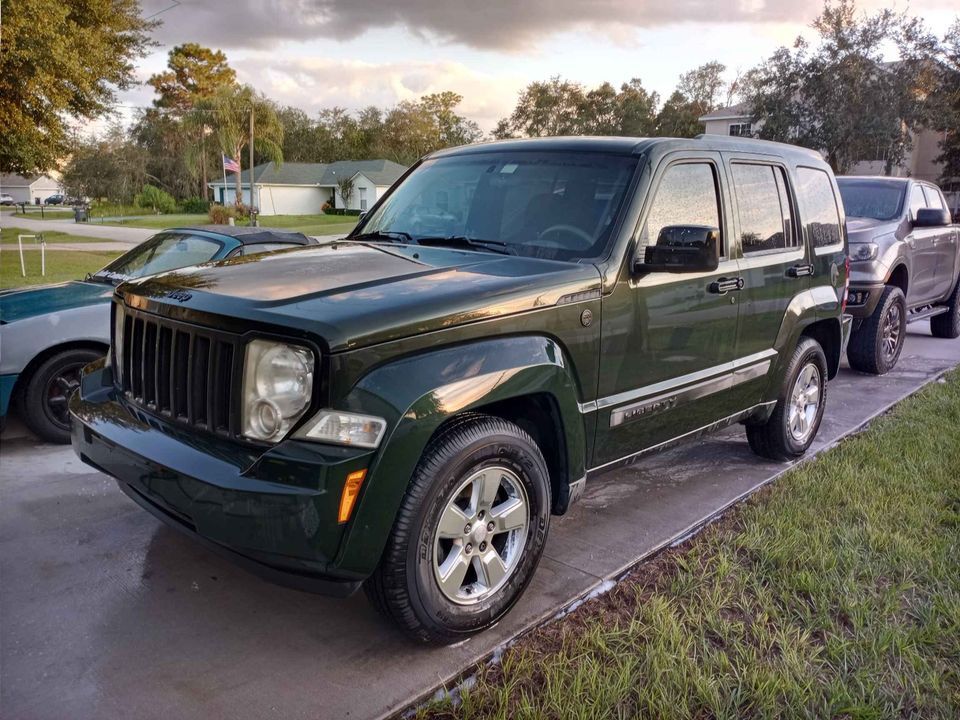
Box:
[881,302,903,363]
[788,362,821,443]
[44,364,83,430]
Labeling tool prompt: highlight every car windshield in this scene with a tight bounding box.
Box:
[356,150,639,261]
[92,232,224,282]
[837,179,905,222]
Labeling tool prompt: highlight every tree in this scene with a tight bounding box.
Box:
[147,44,236,115]
[654,62,729,138]
[336,176,355,208]
[0,0,155,173]
[131,109,196,200]
[926,20,960,184]
[419,91,483,147]
[745,0,933,174]
[62,126,147,205]
[194,85,284,206]
[495,77,586,138]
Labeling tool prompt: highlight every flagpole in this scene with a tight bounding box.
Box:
[221,155,227,205]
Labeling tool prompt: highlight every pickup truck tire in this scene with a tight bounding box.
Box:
[846,285,907,375]
[21,348,101,444]
[746,337,828,461]
[930,278,960,339]
[364,414,551,644]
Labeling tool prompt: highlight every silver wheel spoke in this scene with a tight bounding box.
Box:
[475,548,508,589]
[437,503,470,539]
[491,497,525,533]
[472,470,501,512]
[437,547,470,596]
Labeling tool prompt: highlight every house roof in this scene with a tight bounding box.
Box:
[698,103,752,122]
[0,173,57,188]
[213,159,408,188]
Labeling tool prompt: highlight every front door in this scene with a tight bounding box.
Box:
[592,154,742,468]
[907,183,940,305]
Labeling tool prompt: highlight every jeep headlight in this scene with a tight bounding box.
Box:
[242,339,315,442]
[296,410,386,448]
[850,242,879,262]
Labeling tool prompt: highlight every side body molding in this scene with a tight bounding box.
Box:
[332,335,587,576]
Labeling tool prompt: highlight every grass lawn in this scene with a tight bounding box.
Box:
[0,226,114,244]
[1,248,121,288]
[97,212,358,236]
[421,371,960,719]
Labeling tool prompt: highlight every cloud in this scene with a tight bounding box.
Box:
[231,56,525,131]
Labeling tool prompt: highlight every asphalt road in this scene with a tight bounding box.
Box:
[2,322,959,720]
[0,213,153,243]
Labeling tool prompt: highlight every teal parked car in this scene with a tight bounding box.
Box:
[0,226,316,443]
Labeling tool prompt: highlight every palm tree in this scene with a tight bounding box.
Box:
[193,84,284,206]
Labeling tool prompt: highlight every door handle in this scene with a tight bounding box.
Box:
[787,263,814,278]
[709,277,745,294]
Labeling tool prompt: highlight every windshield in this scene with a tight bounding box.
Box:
[837,179,905,222]
[94,232,224,281]
[357,150,639,261]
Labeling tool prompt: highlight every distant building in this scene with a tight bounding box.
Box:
[208,159,408,215]
[0,173,62,204]
[698,104,949,185]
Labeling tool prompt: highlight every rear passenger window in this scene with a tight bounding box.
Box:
[641,162,722,254]
[732,163,795,254]
[796,167,842,249]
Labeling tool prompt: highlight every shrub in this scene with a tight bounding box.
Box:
[208,204,235,224]
[234,203,252,219]
[345,209,362,216]
[134,185,177,214]
[180,197,210,213]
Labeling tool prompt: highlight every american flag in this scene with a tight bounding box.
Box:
[222,154,240,173]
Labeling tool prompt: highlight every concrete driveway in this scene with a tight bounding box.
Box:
[2,323,959,720]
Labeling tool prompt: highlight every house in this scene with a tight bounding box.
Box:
[698,104,949,185]
[0,173,62,204]
[208,159,408,215]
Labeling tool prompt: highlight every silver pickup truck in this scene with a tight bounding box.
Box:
[837,176,960,374]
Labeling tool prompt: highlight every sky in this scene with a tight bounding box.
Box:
[114,0,957,134]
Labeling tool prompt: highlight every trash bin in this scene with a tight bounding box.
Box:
[250,208,260,227]
[73,206,88,223]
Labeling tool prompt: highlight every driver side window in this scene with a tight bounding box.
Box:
[640,163,722,256]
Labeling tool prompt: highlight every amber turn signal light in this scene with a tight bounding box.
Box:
[338,469,367,523]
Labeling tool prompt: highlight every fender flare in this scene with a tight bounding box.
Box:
[332,335,587,576]
[773,286,844,380]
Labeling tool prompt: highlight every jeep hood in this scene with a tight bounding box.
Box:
[121,243,602,351]
[0,280,112,325]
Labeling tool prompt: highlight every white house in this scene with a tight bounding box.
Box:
[0,173,62,204]
[208,159,408,215]
[698,103,949,185]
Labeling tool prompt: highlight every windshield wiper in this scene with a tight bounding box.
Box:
[415,236,516,256]
[351,230,413,244]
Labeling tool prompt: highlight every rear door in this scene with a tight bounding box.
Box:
[922,184,959,299]
[592,153,743,468]
[722,153,808,408]
[907,182,940,305]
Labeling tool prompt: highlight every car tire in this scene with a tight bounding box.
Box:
[930,277,960,339]
[21,348,102,444]
[746,336,828,461]
[846,285,907,375]
[364,414,551,644]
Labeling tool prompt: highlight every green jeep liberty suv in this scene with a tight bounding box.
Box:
[71,136,852,643]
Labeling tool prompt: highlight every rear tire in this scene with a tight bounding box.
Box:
[930,277,960,339]
[746,337,828,461]
[364,414,551,644]
[847,285,906,375]
[21,348,102,444]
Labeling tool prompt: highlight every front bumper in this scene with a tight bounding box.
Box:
[70,365,374,596]
[845,282,886,320]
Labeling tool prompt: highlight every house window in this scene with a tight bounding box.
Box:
[358,187,368,211]
[729,122,752,137]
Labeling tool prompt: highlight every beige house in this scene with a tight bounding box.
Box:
[0,173,62,204]
[208,159,407,216]
[698,103,949,184]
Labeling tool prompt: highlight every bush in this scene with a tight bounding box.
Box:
[324,207,362,216]
[180,197,210,213]
[234,203,252,219]
[208,204,235,224]
[134,185,177,214]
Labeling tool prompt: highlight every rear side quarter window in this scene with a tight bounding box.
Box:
[796,167,843,253]
[731,163,797,254]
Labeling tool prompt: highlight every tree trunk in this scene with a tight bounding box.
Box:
[200,130,208,200]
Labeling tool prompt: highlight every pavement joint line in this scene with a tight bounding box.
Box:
[387,359,960,720]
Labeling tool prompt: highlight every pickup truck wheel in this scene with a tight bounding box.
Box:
[846,285,906,375]
[364,414,551,644]
[930,278,960,339]
[746,337,828,461]
[21,348,102,444]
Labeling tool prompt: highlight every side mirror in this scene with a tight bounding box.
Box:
[358,211,367,221]
[634,225,721,274]
[914,207,950,228]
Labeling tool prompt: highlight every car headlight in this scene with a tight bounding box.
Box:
[242,339,315,442]
[296,410,387,448]
[850,242,879,262]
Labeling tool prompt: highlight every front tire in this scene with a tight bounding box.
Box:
[364,415,551,644]
[21,348,102,444]
[746,337,828,461]
[930,277,960,339]
[847,285,906,375]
